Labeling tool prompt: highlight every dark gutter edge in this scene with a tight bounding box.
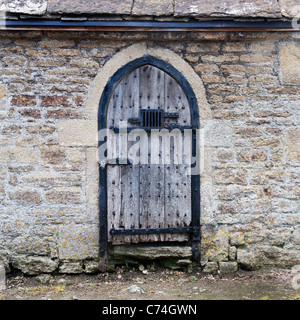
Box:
[0,19,297,31]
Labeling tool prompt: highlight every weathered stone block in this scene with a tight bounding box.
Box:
[18,108,41,118]
[219,261,238,273]
[0,0,47,15]
[187,43,220,54]
[51,49,81,56]
[58,224,98,260]
[240,54,274,63]
[68,149,83,162]
[237,149,267,162]
[2,125,22,135]
[70,58,99,69]
[237,246,300,270]
[285,128,300,162]
[45,187,82,204]
[251,169,285,185]
[202,74,226,84]
[3,57,27,67]
[9,188,42,205]
[214,169,247,185]
[0,167,5,195]
[48,0,132,15]
[220,64,246,74]
[22,172,82,187]
[0,147,37,163]
[229,232,245,246]
[0,84,6,99]
[46,108,82,119]
[11,95,36,107]
[280,43,300,85]
[132,0,173,16]
[84,260,99,273]
[58,120,98,147]
[11,256,58,275]
[202,261,218,273]
[194,63,219,73]
[58,261,83,274]
[40,147,66,163]
[222,43,247,53]
[229,246,237,261]
[0,250,10,273]
[201,226,229,262]
[203,120,233,147]
[111,246,192,260]
[41,95,70,107]
[39,40,76,48]
[251,137,280,147]
[25,124,56,135]
[15,136,43,146]
[174,0,281,18]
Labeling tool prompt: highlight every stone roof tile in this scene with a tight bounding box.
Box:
[132,0,174,17]
[47,0,132,15]
[174,0,282,18]
[0,0,299,20]
[0,0,47,15]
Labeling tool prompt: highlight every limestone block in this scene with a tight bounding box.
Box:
[58,224,99,260]
[48,0,132,15]
[111,246,192,260]
[22,172,82,187]
[9,188,42,205]
[285,127,300,162]
[175,0,281,17]
[237,246,300,270]
[0,147,37,163]
[0,166,5,195]
[58,261,83,274]
[202,261,218,273]
[200,226,229,262]
[133,0,173,16]
[58,120,98,147]
[203,120,233,147]
[45,187,83,204]
[11,256,58,275]
[0,84,6,99]
[280,43,300,85]
[219,261,238,273]
[0,0,47,15]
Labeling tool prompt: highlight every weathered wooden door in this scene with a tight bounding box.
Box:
[99,57,200,256]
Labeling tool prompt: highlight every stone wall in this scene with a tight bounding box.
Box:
[0,30,299,274]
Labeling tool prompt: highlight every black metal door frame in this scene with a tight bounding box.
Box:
[98,55,200,261]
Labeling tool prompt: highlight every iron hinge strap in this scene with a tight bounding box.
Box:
[110,226,199,236]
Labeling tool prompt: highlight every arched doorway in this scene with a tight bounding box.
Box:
[98,56,200,264]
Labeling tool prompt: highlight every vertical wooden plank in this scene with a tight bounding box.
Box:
[139,66,165,242]
[139,65,165,110]
[107,165,124,244]
[164,73,191,242]
[120,69,140,243]
[107,78,123,244]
